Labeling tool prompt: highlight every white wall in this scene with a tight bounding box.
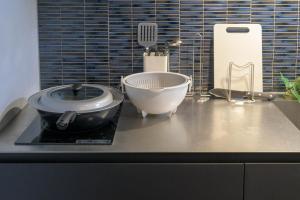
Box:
[0,0,39,124]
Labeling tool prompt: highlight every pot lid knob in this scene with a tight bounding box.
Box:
[72,83,82,96]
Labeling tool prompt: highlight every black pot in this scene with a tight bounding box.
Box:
[38,103,122,132]
[28,84,124,132]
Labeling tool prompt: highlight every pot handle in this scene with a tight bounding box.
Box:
[188,75,193,93]
[56,111,77,130]
[121,76,125,93]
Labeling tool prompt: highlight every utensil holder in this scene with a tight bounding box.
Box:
[144,54,168,72]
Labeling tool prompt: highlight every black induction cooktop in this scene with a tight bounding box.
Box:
[15,110,120,145]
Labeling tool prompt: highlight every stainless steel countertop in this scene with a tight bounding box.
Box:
[0,98,300,162]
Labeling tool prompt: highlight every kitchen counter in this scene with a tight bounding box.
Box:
[0,98,300,163]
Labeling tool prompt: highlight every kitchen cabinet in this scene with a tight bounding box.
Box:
[245,163,300,200]
[0,163,243,200]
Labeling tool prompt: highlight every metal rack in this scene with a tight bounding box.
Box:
[186,33,210,102]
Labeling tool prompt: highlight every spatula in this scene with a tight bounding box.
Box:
[138,23,158,55]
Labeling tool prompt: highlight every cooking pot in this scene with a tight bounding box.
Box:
[28,84,124,131]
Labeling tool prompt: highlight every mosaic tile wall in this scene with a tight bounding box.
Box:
[38,0,300,91]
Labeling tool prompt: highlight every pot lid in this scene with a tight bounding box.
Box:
[32,84,114,113]
[49,84,105,101]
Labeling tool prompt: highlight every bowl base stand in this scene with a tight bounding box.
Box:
[137,108,177,118]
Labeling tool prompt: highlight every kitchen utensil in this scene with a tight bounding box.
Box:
[122,72,191,118]
[167,37,182,47]
[214,24,263,92]
[28,84,124,131]
[138,23,158,55]
[163,37,183,71]
[0,99,26,131]
[209,88,276,101]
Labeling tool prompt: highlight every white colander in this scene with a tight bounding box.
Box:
[125,72,189,89]
[122,72,191,117]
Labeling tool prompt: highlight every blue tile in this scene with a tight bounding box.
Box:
[38,0,300,91]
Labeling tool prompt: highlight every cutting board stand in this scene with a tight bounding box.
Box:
[227,62,255,102]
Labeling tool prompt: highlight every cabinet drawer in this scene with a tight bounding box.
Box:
[245,163,300,200]
[0,163,243,200]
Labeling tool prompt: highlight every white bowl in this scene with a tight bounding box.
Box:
[122,72,191,117]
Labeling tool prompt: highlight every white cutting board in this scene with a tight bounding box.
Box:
[214,24,263,92]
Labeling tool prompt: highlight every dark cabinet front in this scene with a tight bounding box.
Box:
[245,163,300,200]
[0,163,243,200]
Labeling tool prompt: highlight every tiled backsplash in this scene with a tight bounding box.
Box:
[38,0,300,91]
